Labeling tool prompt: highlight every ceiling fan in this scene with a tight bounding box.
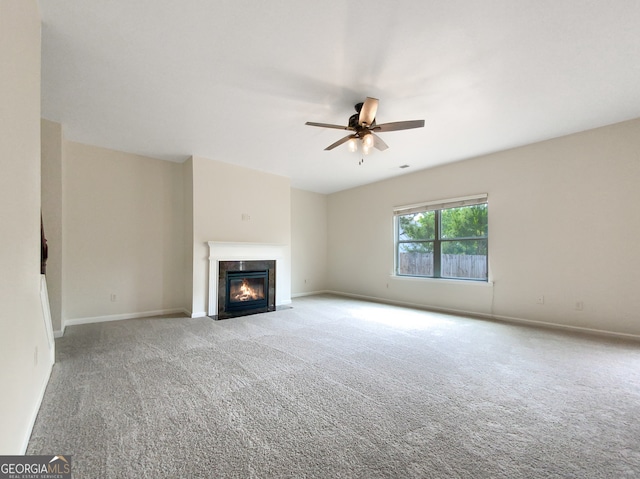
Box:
[305,97,425,153]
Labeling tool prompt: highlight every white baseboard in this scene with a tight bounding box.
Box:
[20,359,53,454]
[484,312,640,341]
[324,290,640,342]
[291,290,329,298]
[65,308,188,327]
[191,311,208,318]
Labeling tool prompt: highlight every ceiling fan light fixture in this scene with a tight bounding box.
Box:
[362,133,374,149]
[347,138,358,152]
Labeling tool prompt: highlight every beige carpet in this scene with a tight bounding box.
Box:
[28,294,640,478]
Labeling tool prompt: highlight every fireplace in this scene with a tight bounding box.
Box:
[216,260,276,319]
[207,242,290,318]
[226,270,268,312]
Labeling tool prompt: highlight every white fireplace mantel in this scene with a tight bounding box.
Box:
[208,242,290,316]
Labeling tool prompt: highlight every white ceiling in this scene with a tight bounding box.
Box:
[38,0,640,194]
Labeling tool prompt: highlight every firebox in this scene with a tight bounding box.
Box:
[216,260,276,319]
[226,270,268,312]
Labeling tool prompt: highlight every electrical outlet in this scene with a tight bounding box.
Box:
[110,293,117,302]
[575,301,584,311]
[536,295,544,305]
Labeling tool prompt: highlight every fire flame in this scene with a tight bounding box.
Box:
[232,279,263,301]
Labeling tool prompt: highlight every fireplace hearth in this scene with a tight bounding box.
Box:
[216,260,276,319]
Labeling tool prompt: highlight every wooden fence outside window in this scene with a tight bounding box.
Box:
[398,252,487,279]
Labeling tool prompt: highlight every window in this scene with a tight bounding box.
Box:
[394,195,488,281]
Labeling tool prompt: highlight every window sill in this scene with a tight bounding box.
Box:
[390,274,494,286]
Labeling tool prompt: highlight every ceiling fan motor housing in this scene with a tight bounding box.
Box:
[348,113,360,129]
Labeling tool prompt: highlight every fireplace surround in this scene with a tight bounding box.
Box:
[207,242,290,318]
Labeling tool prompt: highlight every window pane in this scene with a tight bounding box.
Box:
[441,240,488,280]
[440,204,488,239]
[398,242,434,276]
[398,211,435,241]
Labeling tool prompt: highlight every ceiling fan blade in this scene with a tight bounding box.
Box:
[305,121,351,130]
[374,120,425,132]
[325,134,355,151]
[358,97,379,126]
[372,133,389,151]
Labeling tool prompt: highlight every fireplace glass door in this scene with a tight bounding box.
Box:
[217,259,276,320]
[226,270,269,312]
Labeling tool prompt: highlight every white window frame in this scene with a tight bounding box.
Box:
[394,194,488,281]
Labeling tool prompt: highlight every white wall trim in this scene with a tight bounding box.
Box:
[482,312,640,341]
[20,360,53,454]
[291,290,330,298]
[324,290,640,342]
[65,308,188,327]
[174,308,207,319]
[39,275,55,363]
[389,274,494,287]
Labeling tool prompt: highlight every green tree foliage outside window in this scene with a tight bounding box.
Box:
[398,211,435,251]
[396,203,488,280]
